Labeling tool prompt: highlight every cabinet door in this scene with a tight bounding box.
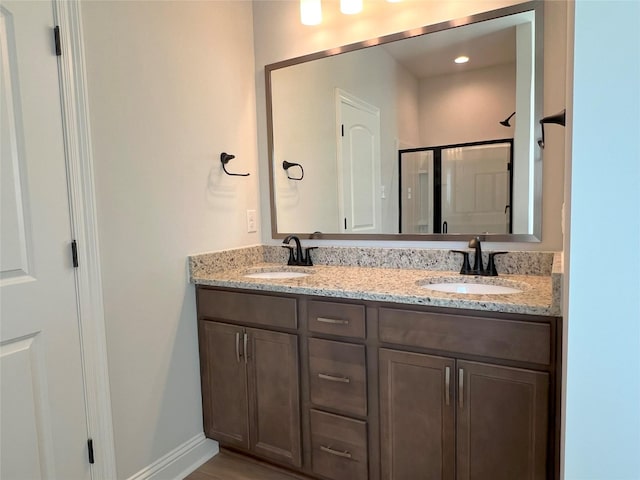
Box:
[456,361,549,480]
[379,348,455,480]
[246,328,301,467]
[199,321,249,449]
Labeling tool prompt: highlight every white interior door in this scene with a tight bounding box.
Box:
[1,2,90,479]
[336,90,381,233]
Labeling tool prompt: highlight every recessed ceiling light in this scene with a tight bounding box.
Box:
[454,55,470,64]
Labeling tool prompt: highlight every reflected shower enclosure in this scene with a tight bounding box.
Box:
[399,139,513,235]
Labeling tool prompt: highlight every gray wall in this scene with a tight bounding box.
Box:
[81,2,258,477]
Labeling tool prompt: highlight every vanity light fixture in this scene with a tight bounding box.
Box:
[300,0,322,26]
[454,55,470,64]
[340,0,363,15]
[387,0,402,2]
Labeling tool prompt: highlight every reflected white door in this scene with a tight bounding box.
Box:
[0,2,90,479]
[337,90,381,233]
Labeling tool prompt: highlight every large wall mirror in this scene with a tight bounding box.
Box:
[266,1,543,242]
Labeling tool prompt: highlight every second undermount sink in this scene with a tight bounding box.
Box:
[418,277,525,295]
[243,267,313,279]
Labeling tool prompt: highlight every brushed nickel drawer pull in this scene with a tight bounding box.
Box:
[316,317,349,325]
[235,332,241,363]
[445,366,451,406]
[320,445,352,459]
[318,373,351,383]
[243,333,248,364]
[459,368,464,409]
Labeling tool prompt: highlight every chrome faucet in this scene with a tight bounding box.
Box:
[282,235,316,266]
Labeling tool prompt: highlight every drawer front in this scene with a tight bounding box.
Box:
[197,288,297,330]
[308,300,366,339]
[379,308,551,365]
[310,409,368,480]
[308,338,367,416]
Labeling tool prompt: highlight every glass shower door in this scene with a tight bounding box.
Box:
[441,142,512,234]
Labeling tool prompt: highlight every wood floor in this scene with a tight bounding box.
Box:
[184,450,309,480]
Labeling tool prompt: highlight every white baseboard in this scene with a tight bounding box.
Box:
[126,433,218,480]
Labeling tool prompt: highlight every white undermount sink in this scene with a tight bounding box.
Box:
[243,267,313,279]
[419,277,525,295]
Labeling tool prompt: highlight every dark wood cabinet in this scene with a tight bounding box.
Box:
[379,348,455,480]
[457,360,549,480]
[246,327,301,466]
[379,349,550,480]
[199,321,249,449]
[198,320,301,467]
[196,286,560,480]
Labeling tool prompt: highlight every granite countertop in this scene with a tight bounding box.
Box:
[190,256,561,317]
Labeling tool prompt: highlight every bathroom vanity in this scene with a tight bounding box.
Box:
[191,248,562,480]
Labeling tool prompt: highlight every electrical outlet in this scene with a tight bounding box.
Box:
[246,209,257,233]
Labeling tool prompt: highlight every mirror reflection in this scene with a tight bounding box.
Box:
[400,139,514,235]
[267,2,542,240]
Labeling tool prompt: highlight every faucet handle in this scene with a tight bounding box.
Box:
[303,247,318,266]
[486,252,508,276]
[451,250,472,275]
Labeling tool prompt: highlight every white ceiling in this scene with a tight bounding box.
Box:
[381,10,533,79]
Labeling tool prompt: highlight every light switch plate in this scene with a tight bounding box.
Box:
[246,209,257,233]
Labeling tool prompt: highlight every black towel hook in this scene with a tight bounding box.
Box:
[282,160,304,181]
[220,152,249,176]
[538,109,566,148]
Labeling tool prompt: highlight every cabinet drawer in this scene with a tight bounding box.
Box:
[197,288,297,330]
[308,300,365,339]
[310,409,368,480]
[379,308,551,365]
[308,338,367,416]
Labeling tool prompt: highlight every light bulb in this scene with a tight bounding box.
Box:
[454,55,470,64]
[300,0,322,25]
[340,0,363,15]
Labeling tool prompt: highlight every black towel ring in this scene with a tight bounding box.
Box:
[282,160,304,181]
[220,152,249,176]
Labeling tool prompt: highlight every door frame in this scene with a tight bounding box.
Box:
[52,2,116,478]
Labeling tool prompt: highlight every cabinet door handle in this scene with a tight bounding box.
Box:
[316,317,349,325]
[459,368,464,409]
[318,373,350,383]
[445,366,451,406]
[235,332,241,363]
[320,445,352,459]
[243,333,248,364]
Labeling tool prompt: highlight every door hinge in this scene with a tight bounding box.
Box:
[54,26,62,56]
[87,438,95,464]
[71,240,79,268]
[341,124,344,137]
